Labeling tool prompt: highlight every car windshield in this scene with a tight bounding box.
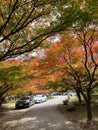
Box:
[35,95,43,97]
[20,97,30,100]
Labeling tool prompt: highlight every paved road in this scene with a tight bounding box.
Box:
[0,96,81,130]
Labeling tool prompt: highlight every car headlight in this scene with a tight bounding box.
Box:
[25,100,29,103]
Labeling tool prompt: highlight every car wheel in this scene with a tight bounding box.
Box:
[16,106,19,109]
[28,102,31,107]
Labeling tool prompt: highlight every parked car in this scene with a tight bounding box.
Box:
[65,92,76,96]
[34,94,47,103]
[51,92,62,96]
[15,95,35,109]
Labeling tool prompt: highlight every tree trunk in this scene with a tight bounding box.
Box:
[76,90,82,105]
[86,90,92,124]
[0,96,4,107]
[80,89,93,124]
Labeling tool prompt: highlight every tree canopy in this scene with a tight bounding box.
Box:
[0,0,74,61]
[1,0,98,61]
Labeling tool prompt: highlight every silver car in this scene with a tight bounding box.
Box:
[34,94,47,103]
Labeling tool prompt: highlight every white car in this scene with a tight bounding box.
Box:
[66,92,76,96]
[34,94,47,103]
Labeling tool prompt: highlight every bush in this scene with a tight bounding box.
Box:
[66,104,76,112]
[63,100,69,105]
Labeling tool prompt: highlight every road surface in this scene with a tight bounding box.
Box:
[0,96,81,130]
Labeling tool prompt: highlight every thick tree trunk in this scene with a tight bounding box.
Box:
[80,89,93,124]
[86,101,92,123]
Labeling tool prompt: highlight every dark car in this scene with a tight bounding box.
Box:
[15,95,35,109]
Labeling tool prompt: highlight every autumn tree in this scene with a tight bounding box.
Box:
[0,0,79,61]
[71,30,98,123]
[68,0,98,123]
[51,0,98,123]
[37,29,98,123]
[0,58,40,106]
